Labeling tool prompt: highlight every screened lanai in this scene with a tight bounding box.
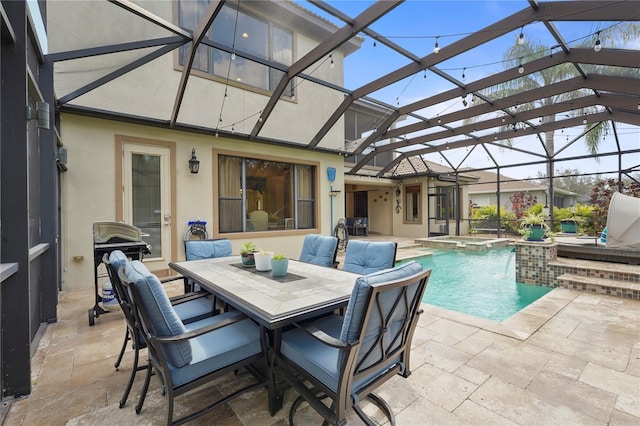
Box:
[49,0,639,186]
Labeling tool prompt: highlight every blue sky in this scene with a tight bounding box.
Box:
[300,1,639,181]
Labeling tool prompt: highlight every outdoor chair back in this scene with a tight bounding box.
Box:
[119,260,266,425]
[184,238,233,292]
[276,261,431,424]
[298,234,339,268]
[342,240,397,274]
[104,250,216,409]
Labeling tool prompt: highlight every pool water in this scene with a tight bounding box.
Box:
[402,248,553,322]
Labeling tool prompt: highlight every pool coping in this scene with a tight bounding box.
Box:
[421,287,578,341]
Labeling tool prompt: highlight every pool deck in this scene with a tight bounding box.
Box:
[6,236,640,425]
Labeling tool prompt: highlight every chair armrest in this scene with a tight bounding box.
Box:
[294,321,355,349]
[152,311,247,343]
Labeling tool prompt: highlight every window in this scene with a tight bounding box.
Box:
[404,184,421,223]
[217,154,315,233]
[178,2,293,95]
[436,186,457,220]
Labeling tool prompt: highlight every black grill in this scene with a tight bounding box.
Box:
[89,222,149,326]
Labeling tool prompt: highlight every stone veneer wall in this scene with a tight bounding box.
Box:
[515,241,558,287]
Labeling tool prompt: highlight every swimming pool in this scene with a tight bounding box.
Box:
[401,247,553,322]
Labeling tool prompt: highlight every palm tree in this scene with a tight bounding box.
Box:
[482,24,640,220]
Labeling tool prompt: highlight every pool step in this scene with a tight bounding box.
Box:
[556,273,640,299]
[549,258,640,283]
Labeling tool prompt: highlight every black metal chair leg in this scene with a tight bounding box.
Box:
[114,328,130,370]
[119,343,140,408]
[135,362,153,414]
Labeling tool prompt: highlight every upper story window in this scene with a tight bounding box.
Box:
[178,2,294,96]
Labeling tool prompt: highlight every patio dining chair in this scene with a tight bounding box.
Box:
[183,238,233,292]
[105,250,217,409]
[341,240,397,274]
[298,234,339,268]
[119,260,266,425]
[275,261,431,425]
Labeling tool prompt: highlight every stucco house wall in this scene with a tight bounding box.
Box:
[60,114,344,290]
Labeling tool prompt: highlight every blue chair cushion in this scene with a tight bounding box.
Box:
[299,235,338,267]
[108,250,129,272]
[185,239,232,260]
[342,241,396,275]
[280,315,344,391]
[173,297,214,324]
[124,260,192,368]
[280,315,400,394]
[340,261,423,343]
[168,311,262,387]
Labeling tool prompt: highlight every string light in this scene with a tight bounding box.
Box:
[330,54,334,68]
[462,95,467,107]
[423,70,427,79]
[594,31,602,52]
[373,39,377,47]
[231,124,235,133]
[583,113,587,124]
[462,67,466,80]
[231,51,236,60]
[517,26,525,45]
[518,58,524,74]
[434,36,440,54]
[224,89,228,100]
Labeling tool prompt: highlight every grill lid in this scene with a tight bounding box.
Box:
[93,222,142,244]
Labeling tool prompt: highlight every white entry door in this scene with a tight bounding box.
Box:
[122,143,172,270]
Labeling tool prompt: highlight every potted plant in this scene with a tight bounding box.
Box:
[560,218,579,233]
[240,241,257,267]
[254,248,274,271]
[519,211,548,241]
[271,253,289,277]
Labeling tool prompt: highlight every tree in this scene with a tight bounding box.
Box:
[484,24,640,222]
[509,191,537,219]
[535,168,596,197]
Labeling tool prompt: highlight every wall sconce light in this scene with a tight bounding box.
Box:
[188,148,200,174]
[395,199,402,214]
[329,190,341,197]
[26,101,50,129]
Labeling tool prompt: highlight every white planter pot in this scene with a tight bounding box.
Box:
[254,252,274,271]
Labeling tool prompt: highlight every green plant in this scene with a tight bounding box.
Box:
[272,253,287,261]
[519,211,548,241]
[240,241,256,255]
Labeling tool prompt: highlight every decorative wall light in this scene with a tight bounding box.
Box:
[395,199,402,214]
[188,148,200,174]
[26,101,50,129]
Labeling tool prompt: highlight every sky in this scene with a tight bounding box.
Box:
[299,0,640,181]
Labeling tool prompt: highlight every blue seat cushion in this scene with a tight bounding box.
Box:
[173,297,214,324]
[124,260,192,368]
[342,241,396,274]
[280,315,400,394]
[185,239,232,260]
[299,235,338,267]
[168,311,262,387]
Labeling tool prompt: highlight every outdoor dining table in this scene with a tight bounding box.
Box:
[169,256,360,414]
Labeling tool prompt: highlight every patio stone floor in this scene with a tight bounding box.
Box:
[5,238,640,425]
